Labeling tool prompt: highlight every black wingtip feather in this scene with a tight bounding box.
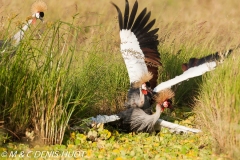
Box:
[123,0,129,29]
[112,0,159,49]
[134,15,154,37]
[138,27,158,41]
[131,8,147,32]
[127,1,138,29]
[111,2,124,30]
[133,11,151,33]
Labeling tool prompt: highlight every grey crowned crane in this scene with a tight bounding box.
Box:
[111,0,174,133]
[0,0,47,53]
[118,88,175,133]
[92,0,232,133]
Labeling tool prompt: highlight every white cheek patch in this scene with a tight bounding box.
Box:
[35,12,40,19]
[141,83,147,90]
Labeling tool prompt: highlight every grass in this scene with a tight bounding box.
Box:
[0,15,129,145]
[0,0,240,159]
[0,19,82,144]
[194,55,240,158]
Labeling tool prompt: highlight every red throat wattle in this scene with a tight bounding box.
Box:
[161,107,165,112]
[32,18,37,24]
[141,89,148,95]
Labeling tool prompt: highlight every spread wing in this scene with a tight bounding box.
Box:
[181,49,233,71]
[153,62,216,92]
[153,49,233,92]
[112,0,161,87]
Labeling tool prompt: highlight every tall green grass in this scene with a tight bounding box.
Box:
[194,54,240,159]
[0,17,129,145]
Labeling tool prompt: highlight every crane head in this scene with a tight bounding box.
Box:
[31,0,47,22]
[35,12,44,21]
[133,72,153,95]
[161,99,173,111]
[154,89,175,111]
[125,72,154,108]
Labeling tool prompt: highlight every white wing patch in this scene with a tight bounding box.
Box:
[153,62,217,92]
[120,29,148,83]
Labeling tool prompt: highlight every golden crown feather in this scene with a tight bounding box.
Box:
[31,0,47,14]
[154,89,175,104]
[133,72,153,88]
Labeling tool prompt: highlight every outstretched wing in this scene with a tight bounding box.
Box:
[153,49,232,92]
[181,49,233,71]
[153,62,216,92]
[112,0,161,87]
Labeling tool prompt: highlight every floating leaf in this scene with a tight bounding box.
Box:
[76,133,87,143]
[87,130,98,141]
[97,140,106,149]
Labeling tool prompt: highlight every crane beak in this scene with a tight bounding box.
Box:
[39,16,44,22]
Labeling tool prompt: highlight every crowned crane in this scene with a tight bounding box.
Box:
[118,88,174,132]
[111,0,163,109]
[111,0,174,132]
[0,0,47,54]
[110,0,233,133]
